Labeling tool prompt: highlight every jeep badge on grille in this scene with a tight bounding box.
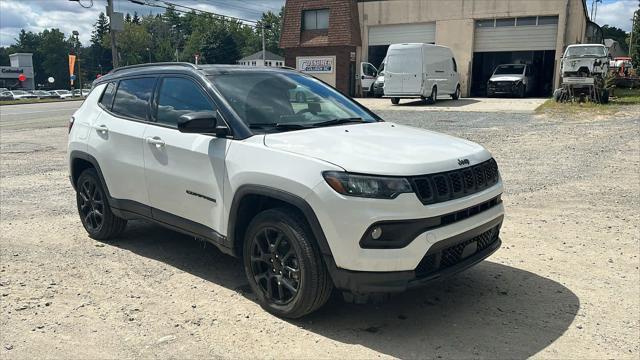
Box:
[458,159,470,166]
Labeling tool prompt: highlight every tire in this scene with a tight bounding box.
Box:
[426,86,437,104]
[451,85,461,100]
[600,88,609,104]
[518,84,526,98]
[76,168,127,240]
[390,97,400,105]
[243,208,333,318]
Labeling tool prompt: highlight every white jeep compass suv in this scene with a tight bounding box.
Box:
[68,63,504,318]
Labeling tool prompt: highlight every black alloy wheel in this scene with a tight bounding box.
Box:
[249,226,301,305]
[243,208,333,318]
[78,176,105,233]
[76,168,127,240]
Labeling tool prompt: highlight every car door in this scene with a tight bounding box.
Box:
[143,76,228,234]
[88,78,156,213]
[360,62,377,94]
[401,47,422,94]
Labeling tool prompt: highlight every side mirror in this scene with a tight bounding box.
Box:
[178,111,230,137]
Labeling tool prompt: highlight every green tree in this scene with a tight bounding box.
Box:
[38,29,71,88]
[632,9,640,67]
[0,47,10,66]
[111,22,151,65]
[256,9,284,56]
[91,12,112,72]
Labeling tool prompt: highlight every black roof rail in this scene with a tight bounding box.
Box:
[110,62,199,74]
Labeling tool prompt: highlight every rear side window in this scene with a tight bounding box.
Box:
[99,82,116,109]
[155,77,215,127]
[112,77,156,120]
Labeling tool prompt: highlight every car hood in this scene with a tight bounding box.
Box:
[263,122,491,175]
[489,75,523,82]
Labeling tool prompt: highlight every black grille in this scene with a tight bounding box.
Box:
[411,158,499,205]
[415,226,500,278]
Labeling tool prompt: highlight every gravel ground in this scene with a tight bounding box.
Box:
[1,103,639,359]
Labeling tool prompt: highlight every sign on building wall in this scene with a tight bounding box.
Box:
[297,56,334,73]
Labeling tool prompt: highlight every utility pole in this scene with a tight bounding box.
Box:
[107,0,119,68]
[261,24,271,67]
[73,30,83,96]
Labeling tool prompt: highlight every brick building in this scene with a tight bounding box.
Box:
[281,0,595,97]
[280,0,361,96]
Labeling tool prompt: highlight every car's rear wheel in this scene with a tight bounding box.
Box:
[451,85,461,100]
[390,97,400,105]
[243,208,332,318]
[76,168,127,240]
[426,86,437,104]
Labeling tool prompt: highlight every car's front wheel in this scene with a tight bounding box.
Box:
[76,168,127,240]
[243,208,332,318]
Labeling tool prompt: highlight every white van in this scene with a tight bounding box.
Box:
[384,43,461,105]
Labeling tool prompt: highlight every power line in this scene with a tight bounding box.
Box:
[129,0,258,26]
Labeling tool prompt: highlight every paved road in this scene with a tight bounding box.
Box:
[0,101,82,130]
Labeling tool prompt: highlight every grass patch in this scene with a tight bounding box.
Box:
[0,98,83,106]
[535,87,640,115]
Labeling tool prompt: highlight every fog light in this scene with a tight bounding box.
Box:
[371,226,382,240]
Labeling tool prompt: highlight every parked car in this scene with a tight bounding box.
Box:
[0,87,8,92]
[560,44,610,103]
[360,61,378,96]
[384,43,461,105]
[51,89,73,99]
[72,89,91,97]
[0,92,12,101]
[31,90,59,99]
[0,90,38,100]
[68,63,504,318]
[372,60,386,98]
[487,64,536,97]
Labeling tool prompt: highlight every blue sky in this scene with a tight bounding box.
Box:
[0,0,636,48]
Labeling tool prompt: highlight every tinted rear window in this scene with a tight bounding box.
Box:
[112,78,156,120]
[100,82,116,109]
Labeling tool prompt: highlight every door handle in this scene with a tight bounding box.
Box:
[94,124,108,134]
[145,136,165,148]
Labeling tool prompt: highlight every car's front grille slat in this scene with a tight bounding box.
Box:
[411,158,499,205]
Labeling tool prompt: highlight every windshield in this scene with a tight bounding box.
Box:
[565,46,606,58]
[210,71,379,131]
[494,65,524,75]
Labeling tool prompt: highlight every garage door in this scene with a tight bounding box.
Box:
[368,23,435,46]
[474,17,558,52]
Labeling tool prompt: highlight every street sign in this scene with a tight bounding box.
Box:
[18,74,26,82]
[70,75,77,81]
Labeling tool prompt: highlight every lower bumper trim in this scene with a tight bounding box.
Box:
[329,218,503,294]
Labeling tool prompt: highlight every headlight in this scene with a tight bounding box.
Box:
[322,171,413,199]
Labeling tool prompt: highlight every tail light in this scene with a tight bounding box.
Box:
[68,116,75,134]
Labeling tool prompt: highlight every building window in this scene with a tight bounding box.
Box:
[476,19,495,28]
[495,18,515,27]
[538,16,558,25]
[303,9,329,30]
[252,61,256,66]
[516,17,537,26]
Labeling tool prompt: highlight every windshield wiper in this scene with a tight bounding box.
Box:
[249,123,310,130]
[311,118,365,127]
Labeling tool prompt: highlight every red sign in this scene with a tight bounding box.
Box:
[18,73,26,82]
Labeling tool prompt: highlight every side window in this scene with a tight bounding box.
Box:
[452,58,457,72]
[99,82,116,109]
[112,77,156,120]
[363,63,377,77]
[156,77,215,127]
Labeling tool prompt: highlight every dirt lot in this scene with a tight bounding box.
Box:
[1,101,639,359]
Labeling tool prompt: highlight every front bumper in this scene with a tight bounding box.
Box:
[329,216,502,293]
[487,82,518,94]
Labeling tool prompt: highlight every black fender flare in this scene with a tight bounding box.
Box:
[69,151,110,196]
[227,184,336,265]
